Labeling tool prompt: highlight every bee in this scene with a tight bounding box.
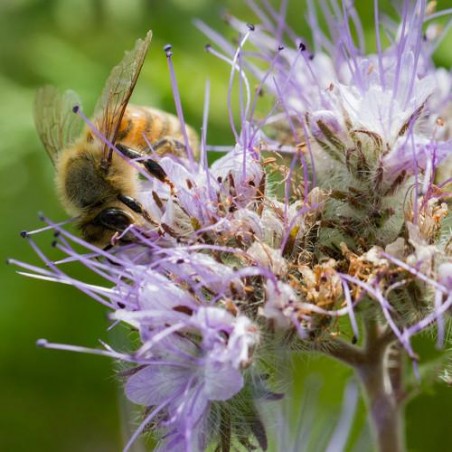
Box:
[34,30,198,249]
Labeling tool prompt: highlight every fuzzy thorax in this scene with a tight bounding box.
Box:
[56,138,138,216]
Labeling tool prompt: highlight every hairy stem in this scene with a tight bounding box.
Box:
[356,346,405,452]
[324,322,404,452]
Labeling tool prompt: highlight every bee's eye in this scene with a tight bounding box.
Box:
[94,208,133,231]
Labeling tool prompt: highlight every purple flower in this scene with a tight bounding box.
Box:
[382,136,452,183]
[210,0,452,191]
[14,1,452,451]
[122,307,258,450]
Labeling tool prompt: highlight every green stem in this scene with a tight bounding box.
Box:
[324,322,405,452]
[356,347,405,452]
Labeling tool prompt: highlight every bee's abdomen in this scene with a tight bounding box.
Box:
[118,105,198,156]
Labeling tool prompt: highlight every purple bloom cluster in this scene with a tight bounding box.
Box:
[205,0,452,188]
[122,308,257,450]
[14,0,451,450]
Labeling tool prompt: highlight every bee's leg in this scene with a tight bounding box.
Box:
[151,136,187,157]
[116,143,169,183]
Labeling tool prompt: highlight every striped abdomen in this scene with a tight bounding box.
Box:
[115,105,198,157]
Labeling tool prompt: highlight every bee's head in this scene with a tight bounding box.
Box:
[80,207,136,249]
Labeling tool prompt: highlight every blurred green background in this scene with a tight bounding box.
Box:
[1,0,451,451]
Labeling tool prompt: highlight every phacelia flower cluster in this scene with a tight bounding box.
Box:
[14,0,451,450]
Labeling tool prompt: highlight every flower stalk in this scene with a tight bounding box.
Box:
[314,315,405,451]
[357,346,405,452]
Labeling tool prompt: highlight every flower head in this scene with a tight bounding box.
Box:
[122,307,257,450]
[14,0,452,450]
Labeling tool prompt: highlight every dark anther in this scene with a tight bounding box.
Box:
[299,42,306,51]
[117,302,126,309]
[152,191,164,210]
[309,53,315,60]
[118,194,143,214]
[38,212,45,221]
[20,230,28,238]
[205,43,212,51]
[164,44,173,57]
[143,159,168,183]
[247,23,255,31]
[115,143,140,159]
[173,305,194,316]
[278,45,284,51]
[51,240,58,247]
[115,143,168,182]
[36,339,48,347]
[72,105,80,113]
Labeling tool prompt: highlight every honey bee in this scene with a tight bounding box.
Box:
[34,31,198,249]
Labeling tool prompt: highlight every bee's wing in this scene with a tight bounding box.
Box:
[94,30,152,159]
[34,86,83,166]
